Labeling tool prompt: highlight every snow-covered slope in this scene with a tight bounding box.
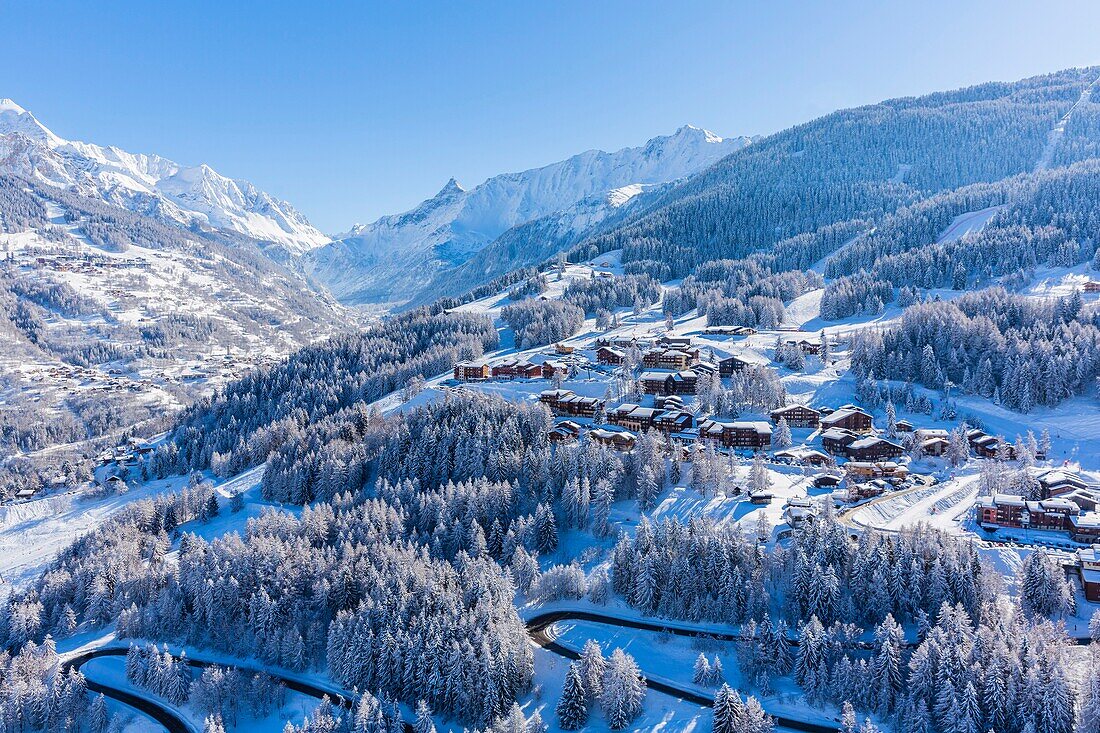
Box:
[301,126,751,306]
[0,98,329,256]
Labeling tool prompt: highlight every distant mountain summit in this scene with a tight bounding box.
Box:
[0,98,329,256]
[302,125,752,306]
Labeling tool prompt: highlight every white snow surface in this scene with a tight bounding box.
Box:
[0,99,329,255]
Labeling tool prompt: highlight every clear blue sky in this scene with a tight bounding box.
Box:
[2,0,1099,232]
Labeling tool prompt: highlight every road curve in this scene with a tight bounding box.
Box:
[62,650,194,733]
[527,609,842,733]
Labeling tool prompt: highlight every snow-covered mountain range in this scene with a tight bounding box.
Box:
[301,125,751,306]
[0,99,329,256]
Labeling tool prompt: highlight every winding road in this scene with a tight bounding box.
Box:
[68,609,844,733]
[66,609,1097,732]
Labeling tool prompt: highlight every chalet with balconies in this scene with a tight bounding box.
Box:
[769,404,821,428]
[639,370,698,395]
[821,428,860,456]
[454,361,491,381]
[589,428,637,452]
[697,419,772,450]
[539,389,603,417]
[596,346,625,366]
[819,405,873,433]
[642,347,700,370]
[492,358,542,379]
[846,436,904,462]
[718,355,752,378]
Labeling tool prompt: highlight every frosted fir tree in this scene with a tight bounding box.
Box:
[693,653,712,685]
[600,649,646,729]
[89,693,110,733]
[579,640,607,701]
[709,656,725,686]
[711,684,745,733]
[414,701,437,733]
[773,417,792,449]
[556,663,590,730]
[884,401,897,437]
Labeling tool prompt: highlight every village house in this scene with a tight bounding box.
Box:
[821,428,860,456]
[642,347,700,370]
[845,436,904,462]
[976,494,1085,533]
[819,405,874,433]
[1070,514,1100,544]
[1034,468,1090,498]
[783,498,819,529]
[920,437,949,457]
[554,343,576,354]
[454,361,491,381]
[895,419,914,433]
[1080,547,1100,602]
[589,428,637,452]
[787,338,822,355]
[548,421,583,443]
[697,418,773,450]
[1084,281,1100,294]
[704,325,756,336]
[639,370,698,395]
[655,394,686,411]
[491,358,542,379]
[657,335,694,349]
[774,447,832,467]
[718,354,752,378]
[845,461,909,482]
[541,360,572,380]
[608,404,693,434]
[966,429,1015,459]
[538,389,603,417]
[596,346,625,366]
[769,404,821,428]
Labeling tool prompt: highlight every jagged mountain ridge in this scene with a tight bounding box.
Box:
[0,98,330,256]
[301,125,752,306]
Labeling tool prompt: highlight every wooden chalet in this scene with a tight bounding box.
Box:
[539,389,603,418]
[845,436,904,462]
[1034,469,1090,498]
[774,447,831,467]
[845,461,909,482]
[1084,281,1100,294]
[596,346,625,366]
[976,494,1084,533]
[454,361,491,381]
[718,354,752,378]
[786,338,822,355]
[1080,547,1100,602]
[821,428,860,456]
[966,429,1014,459]
[548,421,583,443]
[697,418,773,450]
[656,335,694,349]
[541,360,572,379]
[640,370,698,395]
[642,347,700,370]
[491,358,542,379]
[589,428,637,452]
[819,405,873,433]
[920,437,949,457]
[769,404,820,428]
